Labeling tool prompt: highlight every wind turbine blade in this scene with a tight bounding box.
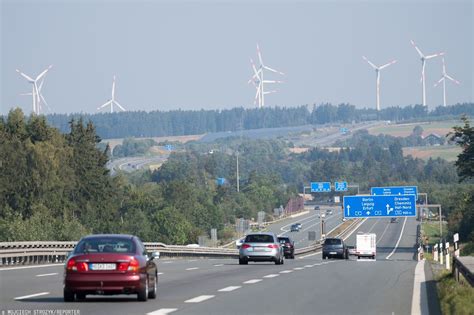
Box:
[114,100,126,111]
[425,52,445,60]
[434,77,444,87]
[379,60,397,70]
[254,87,260,105]
[111,76,116,99]
[16,70,35,82]
[97,100,111,110]
[445,75,460,84]
[263,90,277,95]
[411,40,424,57]
[362,56,377,69]
[256,43,263,65]
[248,69,262,84]
[264,65,284,75]
[35,65,53,81]
[263,80,283,83]
[39,93,52,112]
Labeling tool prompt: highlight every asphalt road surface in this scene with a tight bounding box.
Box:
[0,215,436,315]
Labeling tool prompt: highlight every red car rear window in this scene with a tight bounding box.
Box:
[75,238,136,254]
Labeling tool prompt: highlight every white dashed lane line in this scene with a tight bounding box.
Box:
[243,279,262,284]
[218,286,241,292]
[158,272,164,275]
[213,264,224,267]
[185,295,215,303]
[263,274,279,278]
[279,270,293,274]
[293,267,304,270]
[35,273,58,277]
[147,308,178,315]
[185,267,199,271]
[14,292,50,300]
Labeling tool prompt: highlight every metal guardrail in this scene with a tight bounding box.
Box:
[0,219,362,267]
[453,256,474,287]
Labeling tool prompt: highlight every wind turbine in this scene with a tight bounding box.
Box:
[247,44,284,108]
[362,56,397,111]
[434,57,460,107]
[20,78,53,113]
[411,40,445,106]
[97,76,126,113]
[16,65,53,115]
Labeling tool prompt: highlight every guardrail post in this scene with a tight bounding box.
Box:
[433,244,438,262]
[445,242,450,270]
[439,242,443,265]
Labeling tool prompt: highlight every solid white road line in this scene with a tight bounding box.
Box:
[36,273,58,277]
[14,292,50,300]
[147,308,178,315]
[263,274,279,278]
[162,261,173,264]
[386,216,408,260]
[304,265,313,268]
[298,251,322,259]
[411,260,429,315]
[0,263,62,271]
[279,270,293,274]
[342,218,369,241]
[185,295,215,303]
[158,272,164,275]
[243,279,262,284]
[186,267,199,271]
[218,286,241,292]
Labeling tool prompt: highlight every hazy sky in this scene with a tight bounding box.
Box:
[1,0,472,115]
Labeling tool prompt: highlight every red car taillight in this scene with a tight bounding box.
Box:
[267,244,279,249]
[128,257,140,272]
[241,244,251,249]
[66,259,88,272]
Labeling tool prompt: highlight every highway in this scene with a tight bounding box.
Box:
[0,214,437,315]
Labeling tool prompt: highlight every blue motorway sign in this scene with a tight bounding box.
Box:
[216,178,226,186]
[371,186,418,199]
[340,127,348,134]
[334,181,348,192]
[164,144,174,151]
[311,182,331,192]
[343,195,416,218]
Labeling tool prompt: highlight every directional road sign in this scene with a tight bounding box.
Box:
[334,181,348,192]
[311,182,331,192]
[216,178,226,186]
[343,195,416,218]
[164,144,174,151]
[371,186,418,199]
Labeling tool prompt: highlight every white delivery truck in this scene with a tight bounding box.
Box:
[356,233,376,259]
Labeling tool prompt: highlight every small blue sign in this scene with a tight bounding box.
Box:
[164,144,174,151]
[334,181,348,192]
[216,178,226,186]
[311,182,331,192]
[343,195,416,218]
[371,186,418,200]
[340,128,348,134]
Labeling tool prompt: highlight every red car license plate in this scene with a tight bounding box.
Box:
[90,263,116,270]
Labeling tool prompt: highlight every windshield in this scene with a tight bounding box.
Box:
[324,239,342,246]
[245,235,275,243]
[75,237,135,254]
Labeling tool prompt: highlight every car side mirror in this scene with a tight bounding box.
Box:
[149,251,160,260]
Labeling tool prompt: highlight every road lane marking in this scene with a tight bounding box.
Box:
[304,265,313,268]
[188,260,197,262]
[186,267,199,271]
[376,220,392,245]
[411,261,429,315]
[386,216,408,260]
[218,286,241,292]
[162,261,173,264]
[263,274,279,278]
[36,273,58,277]
[293,267,304,270]
[0,263,62,271]
[14,292,50,300]
[243,279,262,284]
[147,309,178,315]
[298,251,322,259]
[213,264,224,267]
[279,270,293,274]
[158,272,164,275]
[185,295,215,303]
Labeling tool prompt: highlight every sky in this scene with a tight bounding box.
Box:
[0,0,472,115]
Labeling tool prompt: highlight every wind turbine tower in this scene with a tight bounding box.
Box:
[434,58,460,107]
[411,40,444,106]
[247,44,284,108]
[16,65,53,115]
[362,56,397,111]
[97,76,127,113]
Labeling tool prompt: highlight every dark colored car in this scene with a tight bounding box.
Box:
[278,236,295,259]
[314,206,320,210]
[322,237,347,259]
[290,224,300,232]
[390,218,398,223]
[64,234,159,302]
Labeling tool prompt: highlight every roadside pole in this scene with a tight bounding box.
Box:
[445,241,450,270]
[433,244,438,262]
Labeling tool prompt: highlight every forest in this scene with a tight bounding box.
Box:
[1,109,472,251]
[44,103,474,139]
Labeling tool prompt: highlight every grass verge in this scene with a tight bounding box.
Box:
[436,269,474,315]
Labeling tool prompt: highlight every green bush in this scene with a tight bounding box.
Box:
[437,271,474,315]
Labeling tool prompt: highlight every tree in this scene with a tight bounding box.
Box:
[450,116,474,181]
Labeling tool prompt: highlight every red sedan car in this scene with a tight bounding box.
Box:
[64,234,159,302]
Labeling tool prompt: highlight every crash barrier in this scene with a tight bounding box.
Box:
[452,256,474,287]
[0,219,362,267]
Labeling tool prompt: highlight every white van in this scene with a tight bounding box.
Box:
[356,233,376,259]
